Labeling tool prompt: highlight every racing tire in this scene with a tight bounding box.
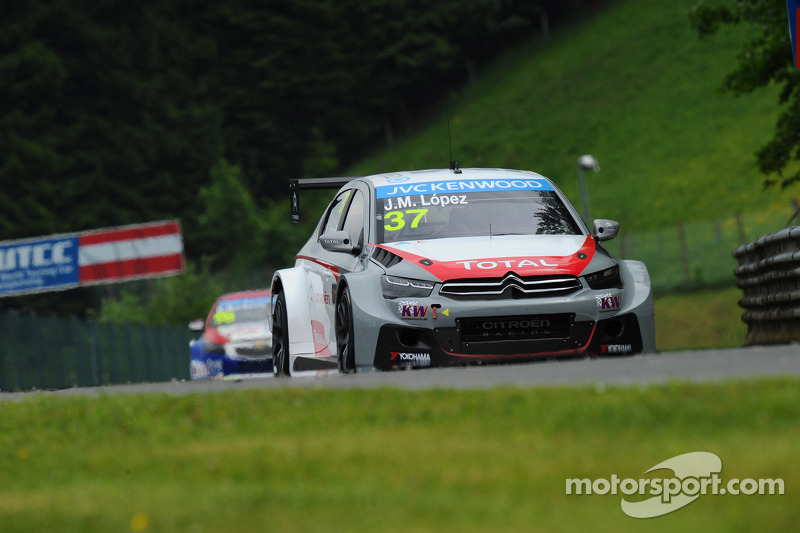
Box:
[336,285,356,374]
[272,291,290,377]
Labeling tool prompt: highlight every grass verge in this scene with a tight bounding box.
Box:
[0,378,795,532]
[654,286,746,351]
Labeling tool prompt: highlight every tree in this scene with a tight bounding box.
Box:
[689,1,800,188]
[0,0,222,237]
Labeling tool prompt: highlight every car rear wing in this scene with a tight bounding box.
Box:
[290,177,357,224]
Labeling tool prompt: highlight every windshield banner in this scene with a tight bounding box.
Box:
[377,178,553,199]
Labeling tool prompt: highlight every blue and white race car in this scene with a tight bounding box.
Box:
[189,290,273,379]
[270,168,655,376]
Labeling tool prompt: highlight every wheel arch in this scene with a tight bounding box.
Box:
[336,271,386,370]
[618,259,656,353]
[270,267,315,360]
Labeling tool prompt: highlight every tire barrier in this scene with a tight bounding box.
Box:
[733,226,800,345]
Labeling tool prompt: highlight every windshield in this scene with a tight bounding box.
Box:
[210,296,270,327]
[375,179,581,243]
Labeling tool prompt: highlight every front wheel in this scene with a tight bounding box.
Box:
[272,291,290,377]
[335,286,356,374]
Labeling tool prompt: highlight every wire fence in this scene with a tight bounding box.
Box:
[603,207,798,294]
[0,312,192,392]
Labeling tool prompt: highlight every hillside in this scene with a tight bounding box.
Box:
[347,0,796,233]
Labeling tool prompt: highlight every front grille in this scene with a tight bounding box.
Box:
[228,341,271,360]
[458,314,573,343]
[235,346,270,357]
[440,273,581,300]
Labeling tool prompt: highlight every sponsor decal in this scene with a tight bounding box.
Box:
[311,320,331,355]
[601,344,632,354]
[0,220,184,297]
[390,351,432,367]
[217,297,270,311]
[313,292,332,305]
[460,314,570,341]
[377,178,553,199]
[481,318,551,330]
[596,294,621,312]
[190,360,209,379]
[213,310,236,325]
[192,357,223,379]
[457,258,558,270]
[398,301,429,319]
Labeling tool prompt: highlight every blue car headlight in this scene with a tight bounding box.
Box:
[381,275,435,299]
[201,339,226,354]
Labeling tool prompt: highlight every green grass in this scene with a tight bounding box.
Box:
[348,0,797,232]
[0,380,796,532]
[655,286,746,351]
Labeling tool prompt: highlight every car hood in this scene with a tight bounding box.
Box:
[378,234,598,280]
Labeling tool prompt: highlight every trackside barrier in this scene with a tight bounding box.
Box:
[733,226,800,344]
[0,311,193,392]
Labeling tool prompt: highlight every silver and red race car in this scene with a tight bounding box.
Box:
[270,168,655,376]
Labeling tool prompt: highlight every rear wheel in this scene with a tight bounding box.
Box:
[336,286,356,374]
[272,291,290,377]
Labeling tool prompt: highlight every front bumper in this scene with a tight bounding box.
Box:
[346,259,654,371]
[189,338,273,379]
[373,312,644,370]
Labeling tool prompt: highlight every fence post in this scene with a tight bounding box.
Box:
[89,319,100,386]
[679,221,691,285]
[736,211,746,245]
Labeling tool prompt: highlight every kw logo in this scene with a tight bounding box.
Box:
[598,295,620,311]
[400,305,429,319]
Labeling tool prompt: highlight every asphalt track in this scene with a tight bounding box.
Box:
[2,344,799,401]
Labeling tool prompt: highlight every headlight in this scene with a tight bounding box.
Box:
[583,265,623,290]
[381,275,435,299]
[201,338,226,354]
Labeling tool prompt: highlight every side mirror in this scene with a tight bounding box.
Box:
[188,319,204,332]
[319,230,357,254]
[593,219,620,242]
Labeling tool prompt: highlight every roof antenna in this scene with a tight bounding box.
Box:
[447,105,462,174]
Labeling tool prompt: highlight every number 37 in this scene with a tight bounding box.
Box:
[384,208,428,231]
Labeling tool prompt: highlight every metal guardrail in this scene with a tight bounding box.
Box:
[733,226,800,345]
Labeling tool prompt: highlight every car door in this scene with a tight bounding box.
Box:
[303,186,368,357]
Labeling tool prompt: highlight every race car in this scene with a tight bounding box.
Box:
[189,289,273,379]
[270,168,655,376]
